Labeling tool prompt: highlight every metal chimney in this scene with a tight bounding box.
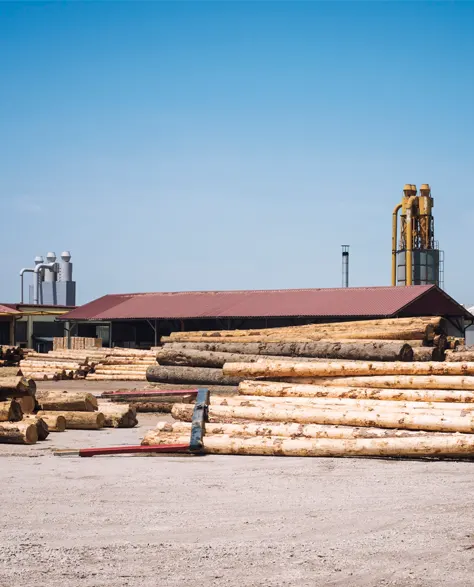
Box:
[341,245,350,288]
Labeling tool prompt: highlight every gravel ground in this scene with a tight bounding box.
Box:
[1,382,474,586]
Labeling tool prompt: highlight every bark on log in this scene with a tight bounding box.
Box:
[0,367,22,377]
[283,375,474,390]
[163,339,426,349]
[144,421,445,443]
[86,375,147,381]
[239,380,474,403]
[0,400,23,422]
[145,382,238,394]
[26,413,66,432]
[0,376,35,396]
[143,433,474,458]
[445,351,474,362]
[412,347,444,362]
[223,360,474,379]
[0,421,38,444]
[146,365,242,386]
[171,403,474,433]
[37,410,105,429]
[158,342,414,364]
[97,402,138,427]
[35,391,98,412]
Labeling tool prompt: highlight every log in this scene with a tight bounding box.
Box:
[145,383,238,394]
[213,395,474,414]
[163,339,426,349]
[23,416,50,440]
[144,421,446,443]
[146,365,242,386]
[412,347,444,362]
[0,376,35,396]
[35,391,98,412]
[0,367,21,377]
[97,402,138,428]
[0,400,23,422]
[0,421,38,444]
[37,410,105,429]
[157,342,414,365]
[143,433,474,458]
[284,375,474,390]
[168,316,443,340]
[27,413,66,432]
[239,380,474,403]
[445,351,474,362]
[171,403,474,433]
[223,360,474,378]
[86,374,147,381]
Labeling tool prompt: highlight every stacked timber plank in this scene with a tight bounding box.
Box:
[53,336,102,350]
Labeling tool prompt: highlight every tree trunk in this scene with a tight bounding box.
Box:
[97,402,138,428]
[282,375,474,390]
[213,395,474,415]
[27,413,66,432]
[239,380,474,403]
[223,360,474,379]
[35,391,98,412]
[0,421,38,444]
[0,376,35,397]
[142,433,474,458]
[0,400,23,422]
[145,382,238,394]
[86,374,147,381]
[158,342,414,364]
[412,347,444,361]
[445,351,474,362]
[171,403,474,433]
[168,316,443,341]
[0,367,21,378]
[37,410,105,429]
[146,365,242,386]
[144,421,446,443]
[163,339,426,348]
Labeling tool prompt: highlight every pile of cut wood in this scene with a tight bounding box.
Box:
[146,317,452,390]
[0,370,137,445]
[142,317,474,459]
[53,336,103,350]
[20,347,156,381]
[143,358,474,459]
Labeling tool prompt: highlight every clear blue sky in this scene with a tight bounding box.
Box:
[1,1,473,305]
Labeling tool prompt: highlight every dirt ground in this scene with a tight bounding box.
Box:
[1,381,474,586]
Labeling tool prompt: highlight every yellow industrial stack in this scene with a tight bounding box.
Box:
[391,184,441,287]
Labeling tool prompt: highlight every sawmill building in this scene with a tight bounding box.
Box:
[58,285,472,349]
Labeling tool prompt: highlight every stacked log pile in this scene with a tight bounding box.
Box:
[0,346,28,367]
[142,317,474,458]
[0,374,40,444]
[20,347,157,381]
[146,316,449,390]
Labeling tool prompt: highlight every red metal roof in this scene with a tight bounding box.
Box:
[58,285,472,321]
[0,304,19,315]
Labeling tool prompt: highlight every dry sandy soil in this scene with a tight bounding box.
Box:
[1,381,474,586]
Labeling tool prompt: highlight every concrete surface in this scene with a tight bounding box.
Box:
[1,381,474,586]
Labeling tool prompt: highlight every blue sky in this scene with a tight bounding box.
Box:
[1,1,473,305]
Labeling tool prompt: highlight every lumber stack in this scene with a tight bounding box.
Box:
[53,336,102,350]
